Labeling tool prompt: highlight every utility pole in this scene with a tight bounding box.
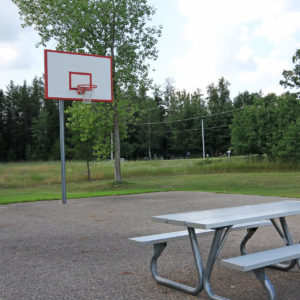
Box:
[148,109,151,160]
[111,132,114,160]
[201,119,206,159]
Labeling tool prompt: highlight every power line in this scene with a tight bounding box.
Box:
[152,124,230,134]
[134,97,279,126]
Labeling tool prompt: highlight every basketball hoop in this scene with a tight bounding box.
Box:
[77,84,98,104]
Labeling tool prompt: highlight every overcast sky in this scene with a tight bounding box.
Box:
[1,0,300,98]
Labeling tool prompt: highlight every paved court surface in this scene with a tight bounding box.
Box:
[0,192,299,300]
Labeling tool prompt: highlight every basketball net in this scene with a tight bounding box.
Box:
[77,84,97,104]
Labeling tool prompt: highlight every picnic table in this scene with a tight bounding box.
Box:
[150,201,300,300]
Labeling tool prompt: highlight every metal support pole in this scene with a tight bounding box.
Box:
[201,119,206,159]
[59,100,67,204]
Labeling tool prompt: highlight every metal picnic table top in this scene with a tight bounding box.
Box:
[152,200,300,229]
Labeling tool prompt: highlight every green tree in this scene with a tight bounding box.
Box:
[231,94,278,157]
[270,94,300,162]
[122,87,157,160]
[233,91,262,109]
[206,77,233,155]
[2,79,44,161]
[4,81,22,161]
[166,89,207,157]
[231,105,260,156]
[20,80,43,160]
[231,93,300,162]
[275,118,300,162]
[13,0,162,182]
[30,108,50,160]
[66,102,113,179]
[280,49,300,96]
[0,89,5,161]
[67,102,112,180]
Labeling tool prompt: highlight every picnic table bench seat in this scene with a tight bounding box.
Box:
[129,220,271,245]
[221,244,300,300]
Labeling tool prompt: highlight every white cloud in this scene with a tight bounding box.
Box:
[0,0,44,89]
[253,12,300,45]
[0,47,19,66]
[236,45,253,63]
[239,26,250,43]
[238,53,288,83]
[0,0,20,42]
[1,0,300,98]
[171,0,300,97]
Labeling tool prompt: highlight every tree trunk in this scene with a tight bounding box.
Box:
[110,1,121,182]
[113,107,121,182]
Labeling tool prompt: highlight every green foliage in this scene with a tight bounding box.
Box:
[3,45,300,163]
[275,118,300,162]
[166,89,207,157]
[231,105,260,155]
[66,102,113,160]
[231,93,300,161]
[280,49,300,96]
[30,108,50,160]
[206,77,233,155]
[207,77,231,112]
[0,89,5,160]
[233,91,262,109]
[0,78,59,161]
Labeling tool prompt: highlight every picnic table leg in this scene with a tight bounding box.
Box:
[240,227,258,255]
[270,217,296,271]
[203,227,232,300]
[253,268,277,300]
[150,227,204,295]
[298,247,300,269]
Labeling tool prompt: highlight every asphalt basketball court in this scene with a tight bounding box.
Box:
[0,191,299,299]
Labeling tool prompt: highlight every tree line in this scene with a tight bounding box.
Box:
[10,0,300,183]
[0,78,59,161]
[1,73,299,163]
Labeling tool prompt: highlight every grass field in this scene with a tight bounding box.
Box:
[0,157,299,204]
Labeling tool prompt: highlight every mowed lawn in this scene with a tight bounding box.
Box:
[0,158,299,204]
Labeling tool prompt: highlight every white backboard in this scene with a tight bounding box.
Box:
[44,50,113,102]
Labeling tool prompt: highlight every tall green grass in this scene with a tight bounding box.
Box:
[1,157,299,189]
[0,172,299,204]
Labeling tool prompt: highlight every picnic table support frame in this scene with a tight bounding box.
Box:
[253,268,277,300]
[203,218,299,300]
[240,227,257,255]
[150,227,204,295]
[203,226,232,300]
[270,217,296,271]
[150,201,300,299]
